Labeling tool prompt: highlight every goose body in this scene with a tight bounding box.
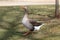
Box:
[22,13,44,31]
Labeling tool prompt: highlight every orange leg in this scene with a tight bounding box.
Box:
[23,31,32,36]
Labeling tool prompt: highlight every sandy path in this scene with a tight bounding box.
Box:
[0,0,59,6]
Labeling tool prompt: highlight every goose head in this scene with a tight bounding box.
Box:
[21,6,31,14]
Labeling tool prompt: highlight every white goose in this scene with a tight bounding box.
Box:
[22,6,44,36]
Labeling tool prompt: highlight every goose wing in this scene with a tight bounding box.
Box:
[29,19,42,26]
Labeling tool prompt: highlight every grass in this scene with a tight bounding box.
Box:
[0,5,60,40]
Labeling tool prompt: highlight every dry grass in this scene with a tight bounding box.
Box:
[0,5,60,40]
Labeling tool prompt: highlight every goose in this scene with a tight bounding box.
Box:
[22,6,44,36]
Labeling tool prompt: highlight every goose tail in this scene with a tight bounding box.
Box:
[34,24,45,31]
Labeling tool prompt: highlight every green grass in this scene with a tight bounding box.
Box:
[0,5,60,40]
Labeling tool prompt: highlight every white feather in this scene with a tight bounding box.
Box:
[34,24,45,31]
